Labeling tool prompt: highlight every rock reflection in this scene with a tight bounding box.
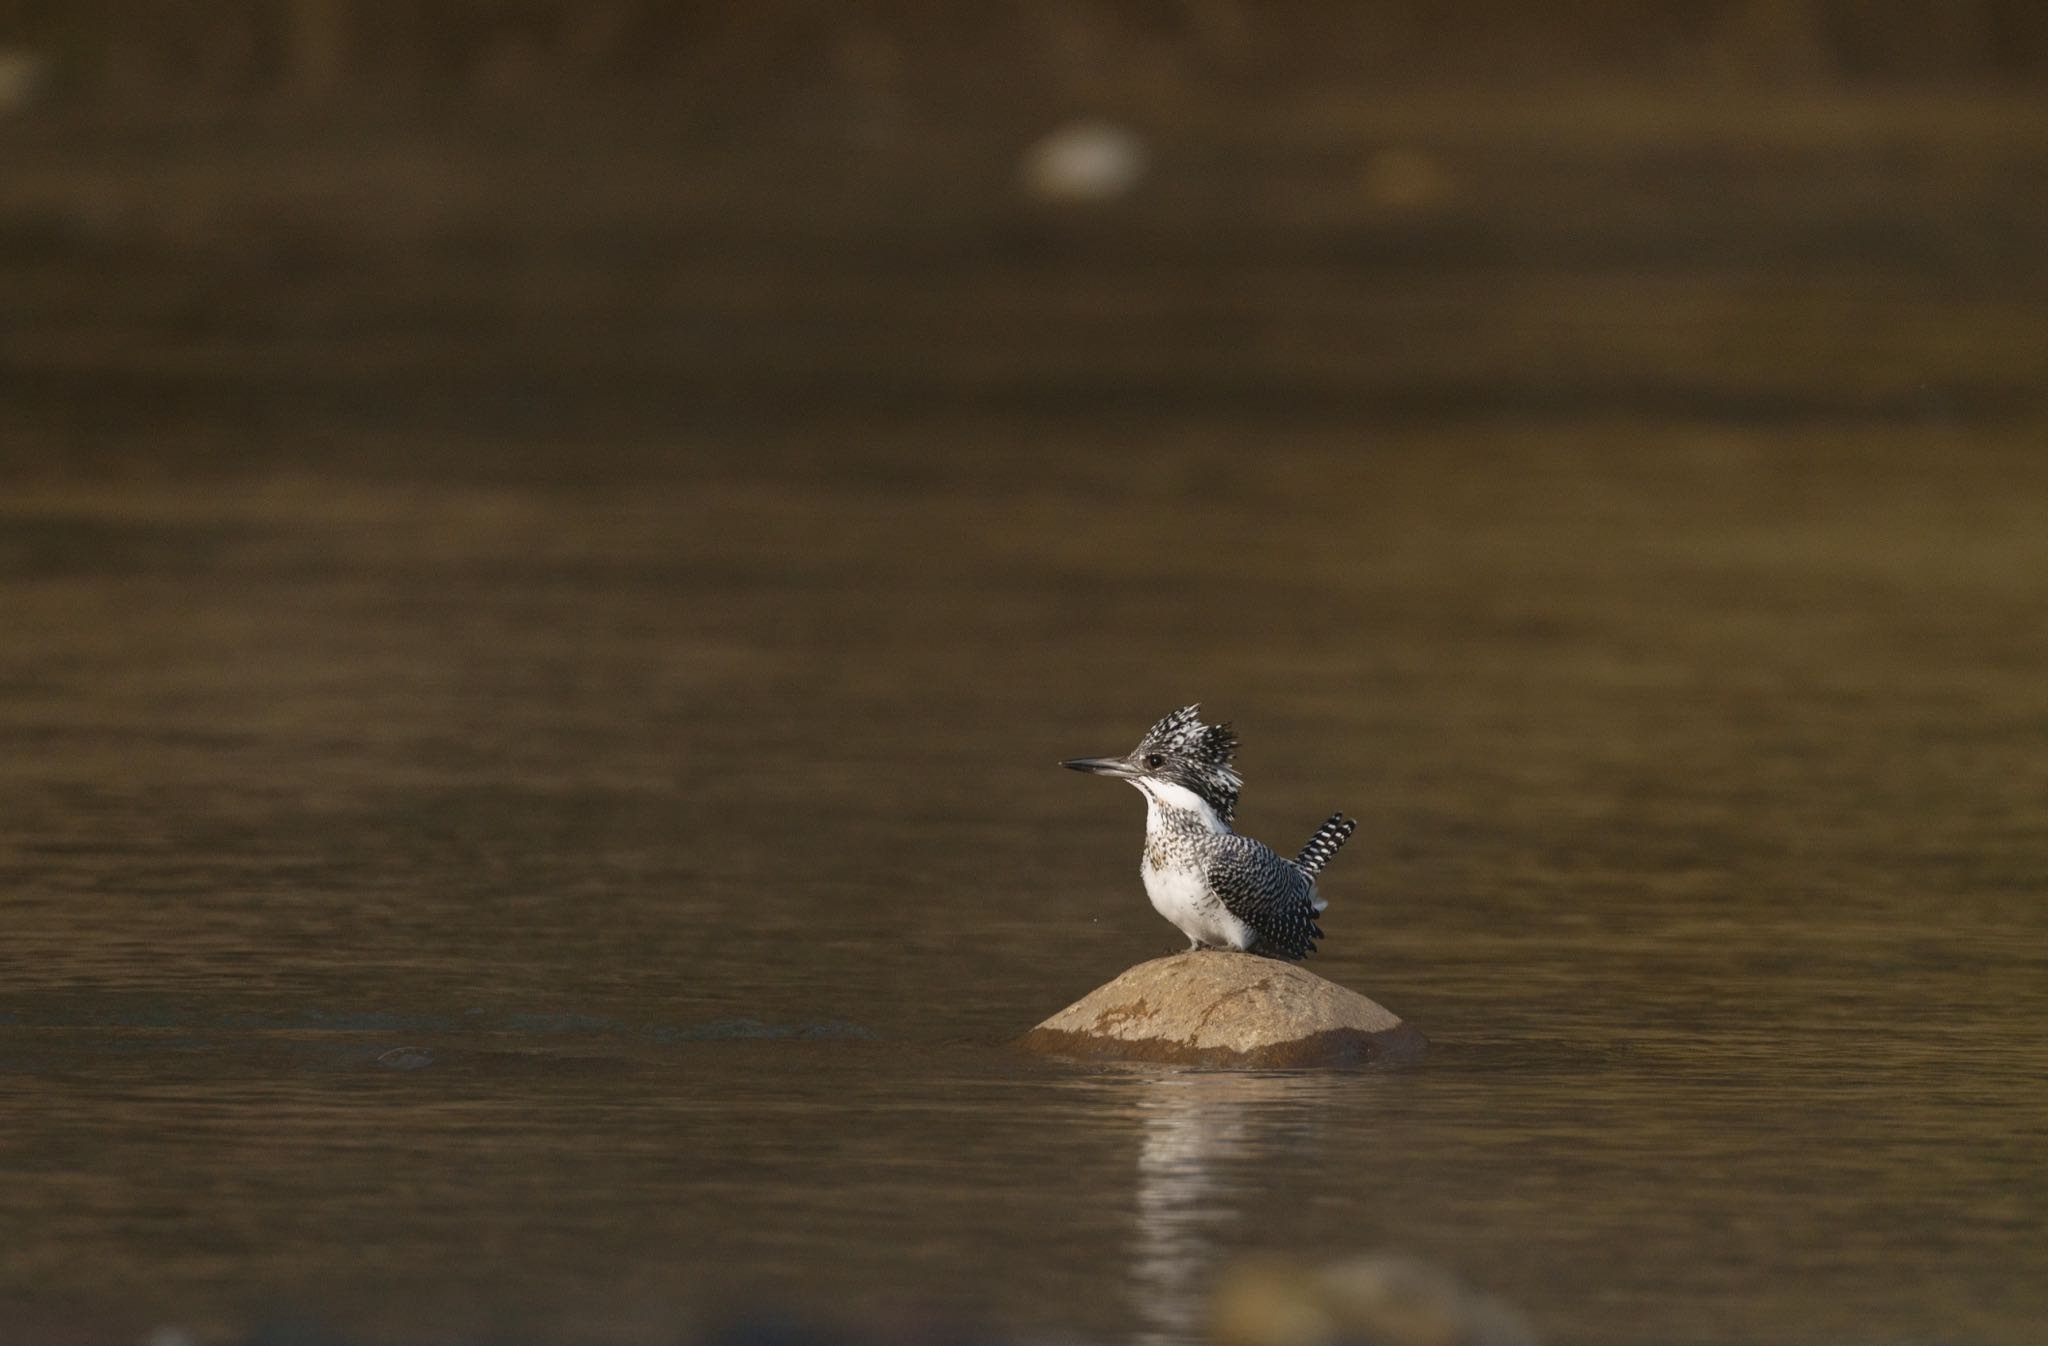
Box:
[1129,1070,1337,1346]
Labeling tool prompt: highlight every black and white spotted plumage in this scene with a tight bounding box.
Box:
[1295,812,1356,876]
[1203,830,1328,960]
[1063,704,1358,962]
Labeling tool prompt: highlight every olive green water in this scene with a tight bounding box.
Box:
[5,96,2048,1346]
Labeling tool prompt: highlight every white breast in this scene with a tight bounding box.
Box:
[1141,858,1254,951]
[1127,777,1250,950]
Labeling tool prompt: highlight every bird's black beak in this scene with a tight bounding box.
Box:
[1062,756,1138,778]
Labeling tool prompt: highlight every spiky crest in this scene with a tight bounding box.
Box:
[1134,703,1243,823]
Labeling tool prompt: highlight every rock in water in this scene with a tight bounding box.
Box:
[1213,1253,1539,1346]
[1020,951,1423,1067]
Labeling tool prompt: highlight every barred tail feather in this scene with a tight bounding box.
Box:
[1296,812,1356,876]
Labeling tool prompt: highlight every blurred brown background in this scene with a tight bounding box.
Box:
[7,0,2047,469]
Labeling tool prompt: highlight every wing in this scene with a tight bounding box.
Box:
[1207,838,1324,961]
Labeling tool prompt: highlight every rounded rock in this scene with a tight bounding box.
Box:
[1020,951,1423,1067]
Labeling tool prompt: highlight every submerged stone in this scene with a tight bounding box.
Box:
[1214,1252,1539,1346]
[1020,950,1423,1067]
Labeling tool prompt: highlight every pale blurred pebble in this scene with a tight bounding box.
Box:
[1020,119,1149,203]
[143,1329,198,1346]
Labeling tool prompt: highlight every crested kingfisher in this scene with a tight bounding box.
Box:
[1063,704,1356,961]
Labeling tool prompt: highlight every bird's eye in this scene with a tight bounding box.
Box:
[1144,753,1165,769]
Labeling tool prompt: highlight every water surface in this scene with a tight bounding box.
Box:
[5,435,2045,1346]
[5,90,2048,1345]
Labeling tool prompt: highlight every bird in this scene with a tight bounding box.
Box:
[1063,704,1356,961]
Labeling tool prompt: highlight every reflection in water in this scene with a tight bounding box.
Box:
[1130,1070,1338,1346]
